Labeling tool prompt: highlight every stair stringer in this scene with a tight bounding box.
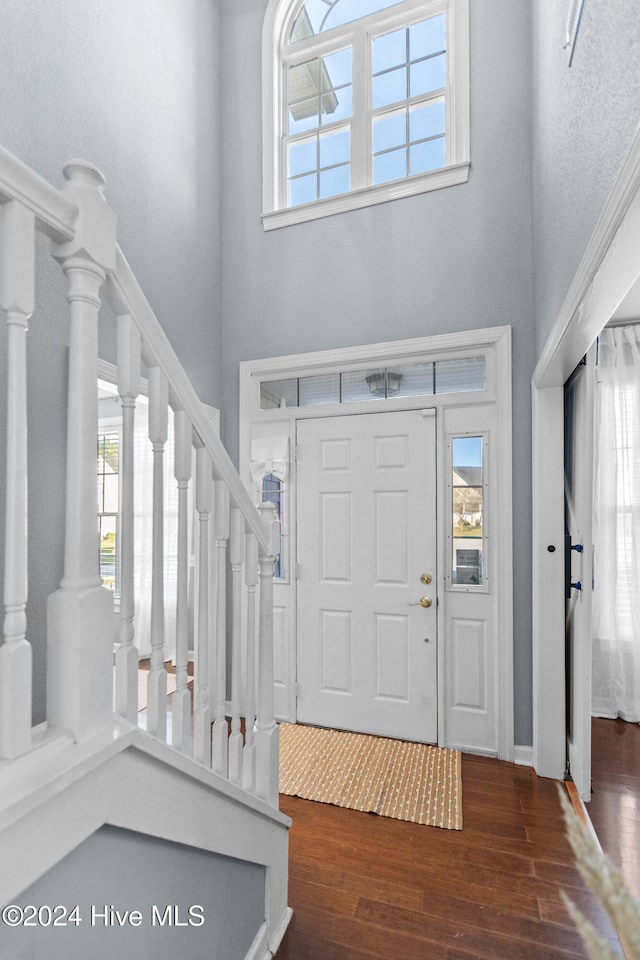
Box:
[0,722,291,959]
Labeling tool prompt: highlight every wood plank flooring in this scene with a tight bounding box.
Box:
[275,752,623,959]
[588,716,640,900]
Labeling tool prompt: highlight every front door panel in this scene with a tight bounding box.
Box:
[296,409,437,742]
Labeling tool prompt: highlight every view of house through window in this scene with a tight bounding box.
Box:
[286,3,448,206]
[97,431,120,595]
[451,435,484,586]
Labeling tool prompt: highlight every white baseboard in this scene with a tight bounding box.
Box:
[514,744,534,766]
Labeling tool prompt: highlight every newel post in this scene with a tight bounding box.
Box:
[47,161,117,740]
[0,201,35,758]
[255,501,280,807]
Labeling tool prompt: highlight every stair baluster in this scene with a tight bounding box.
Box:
[146,365,169,741]
[193,445,212,766]
[114,313,141,722]
[242,533,259,793]
[255,501,280,807]
[228,508,245,784]
[212,480,230,778]
[172,408,193,753]
[0,201,34,759]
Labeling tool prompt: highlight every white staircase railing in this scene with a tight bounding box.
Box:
[0,149,281,807]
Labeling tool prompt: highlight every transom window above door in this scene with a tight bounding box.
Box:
[263,0,470,229]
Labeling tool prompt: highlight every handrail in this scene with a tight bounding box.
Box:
[105,247,270,553]
[0,146,77,241]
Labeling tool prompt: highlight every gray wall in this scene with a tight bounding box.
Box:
[220,0,536,744]
[0,0,223,720]
[531,0,640,358]
[0,825,265,960]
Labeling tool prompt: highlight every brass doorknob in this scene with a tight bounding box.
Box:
[409,596,432,608]
[421,573,432,585]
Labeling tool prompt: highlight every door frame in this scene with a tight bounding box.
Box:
[532,124,640,782]
[239,325,513,759]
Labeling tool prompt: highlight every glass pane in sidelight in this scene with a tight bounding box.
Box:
[451,436,484,586]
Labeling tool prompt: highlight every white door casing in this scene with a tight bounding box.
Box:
[296,409,438,742]
[239,327,513,759]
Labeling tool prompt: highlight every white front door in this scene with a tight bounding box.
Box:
[296,409,437,742]
[564,347,595,801]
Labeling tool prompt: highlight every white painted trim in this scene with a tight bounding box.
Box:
[513,744,534,767]
[239,326,513,760]
[0,722,290,948]
[532,121,640,781]
[0,145,77,241]
[495,327,514,762]
[534,120,640,390]
[262,163,470,230]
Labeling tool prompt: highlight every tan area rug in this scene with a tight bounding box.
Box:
[279,723,463,830]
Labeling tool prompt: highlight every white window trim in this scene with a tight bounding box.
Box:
[262,0,470,230]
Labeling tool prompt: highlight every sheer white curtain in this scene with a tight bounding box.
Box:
[592,325,640,720]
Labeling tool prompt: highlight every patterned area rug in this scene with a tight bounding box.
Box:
[279,723,463,830]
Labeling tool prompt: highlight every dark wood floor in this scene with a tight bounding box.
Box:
[589,716,640,900]
[275,750,625,959]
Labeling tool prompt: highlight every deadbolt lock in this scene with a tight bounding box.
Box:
[420,573,432,585]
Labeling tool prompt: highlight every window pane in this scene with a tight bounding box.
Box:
[373,147,406,184]
[99,515,118,590]
[341,368,385,402]
[410,53,446,97]
[289,138,317,177]
[393,362,435,397]
[410,15,446,59]
[299,373,341,406]
[321,85,352,125]
[323,48,352,89]
[288,96,320,135]
[319,163,350,198]
[260,378,299,409]
[452,437,483,586]
[290,0,327,38]
[410,100,445,142]
[320,129,350,167]
[373,110,407,153]
[373,67,407,109]
[289,172,318,206]
[373,27,406,73]
[435,358,486,393]
[262,474,287,579]
[410,137,445,175]
[321,0,405,32]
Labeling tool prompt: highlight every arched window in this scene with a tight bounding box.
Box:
[263,0,469,229]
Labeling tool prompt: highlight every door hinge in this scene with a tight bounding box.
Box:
[295,563,303,580]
